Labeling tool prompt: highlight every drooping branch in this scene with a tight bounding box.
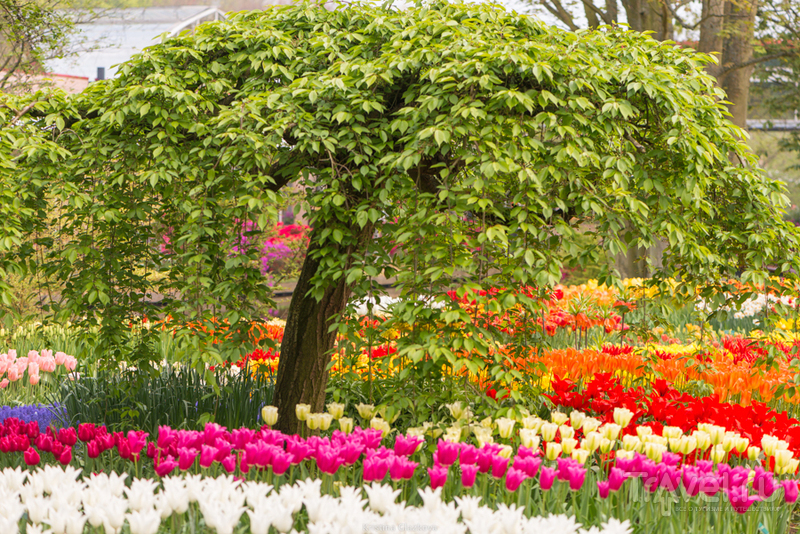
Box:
[719,50,797,77]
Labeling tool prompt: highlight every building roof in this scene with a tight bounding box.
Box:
[46,6,226,82]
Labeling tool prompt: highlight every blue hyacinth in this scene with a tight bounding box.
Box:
[0,403,66,430]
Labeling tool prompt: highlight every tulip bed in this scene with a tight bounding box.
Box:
[3,279,800,532]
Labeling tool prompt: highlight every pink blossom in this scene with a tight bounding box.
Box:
[461,464,479,487]
[505,467,527,492]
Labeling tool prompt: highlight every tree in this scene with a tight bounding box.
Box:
[0,0,76,92]
[526,0,800,129]
[1,1,798,433]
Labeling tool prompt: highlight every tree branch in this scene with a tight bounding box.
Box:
[719,50,797,77]
[578,0,613,26]
[539,0,579,31]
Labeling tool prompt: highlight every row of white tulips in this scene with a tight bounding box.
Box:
[0,465,633,534]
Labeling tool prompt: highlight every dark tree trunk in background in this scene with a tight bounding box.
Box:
[273,221,374,434]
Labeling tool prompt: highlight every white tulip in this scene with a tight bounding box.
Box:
[127,510,162,534]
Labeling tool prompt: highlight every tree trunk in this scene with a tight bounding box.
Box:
[698,0,725,79]
[719,0,758,129]
[273,220,373,434]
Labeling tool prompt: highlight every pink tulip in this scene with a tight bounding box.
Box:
[727,485,761,514]
[7,366,19,382]
[505,467,527,492]
[340,441,364,465]
[40,357,56,373]
[539,467,556,490]
[29,373,40,386]
[178,448,198,470]
[608,467,628,492]
[0,379,8,389]
[597,480,611,499]
[222,455,237,473]
[782,480,799,504]
[27,362,39,376]
[459,444,478,465]
[155,457,178,477]
[476,448,494,473]
[461,464,479,487]
[315,445,344,475]
[513,456,541,478]
[55,352,67,365]
[157,426,177,449]
[395,434,424,456]
[200,445,218,468]
[363,457,390,482]
[428,465,448,489]
[435,439,460,466]
[64,356,77,371]
[389,456,417,481]
[491,455,509,479]
[271,450,292,475]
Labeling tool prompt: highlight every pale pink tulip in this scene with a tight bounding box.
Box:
[40,357,56,373]
[65,357,77,371]
[29,373,40,386]
[0,379,8,389]
[7,366,19,382]
[28,362,39,376]
[55,352,67,365]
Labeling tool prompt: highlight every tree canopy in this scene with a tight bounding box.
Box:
[1,0,798,431]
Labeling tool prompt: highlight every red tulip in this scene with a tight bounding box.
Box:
[78,423,96,442]
[58,427,78,447]
[58,447,72,466]
[23,447,40,466]
[87,440,101,459]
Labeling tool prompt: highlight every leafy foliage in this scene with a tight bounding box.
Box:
[0,0,798,386]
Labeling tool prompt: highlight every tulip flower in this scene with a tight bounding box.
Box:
[461,463,479,487]
[178,448,199,471]
[200,445,217,468]
[87,440,102,459]
[570,410,586,430]
[295,404,311,422]
[23,447,39,466]
[540,423,558,442]
[597,480,611,499]
[460,444,478,465]
[496,418,516,439]
[539,466,556,490]
[505,467,526,492]
[491,455,509,478]
[428,465,448,489]
[436,439,460,466]
[356,403,376,420]
[261,406,279,426]
[782,479,799,503]
[338,417,354,434]
[154,457,178,477]
[613,408,634,428]
[78,423,97,442]
[545,442,562,461]
[326,402,345,419]
[551,412,568,425]
[726,485,761,514]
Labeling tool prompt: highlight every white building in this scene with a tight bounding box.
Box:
[46,6,226,82]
